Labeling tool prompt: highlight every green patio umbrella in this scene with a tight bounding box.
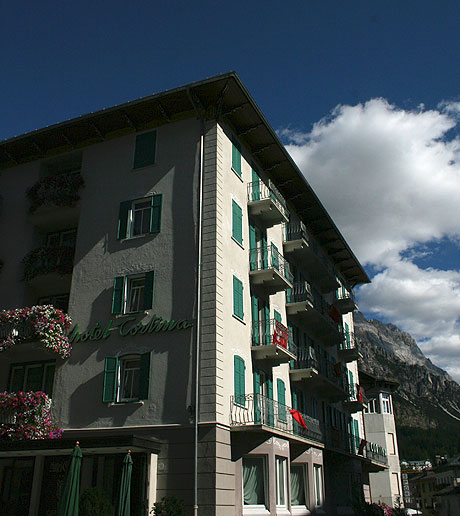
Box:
[117,450,133,516]
[56,441,83,516]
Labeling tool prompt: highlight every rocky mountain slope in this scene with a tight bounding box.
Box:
[354,312,460,458]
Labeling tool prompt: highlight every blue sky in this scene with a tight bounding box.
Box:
[2,0,460,379]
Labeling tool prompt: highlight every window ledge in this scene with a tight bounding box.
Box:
[231,236,244,250]
[108,400,145,407]
[232,314,246,325]
[131,164,156,172]
[232,167,244,182]
[119,233,151,243]
[243,507,270,515]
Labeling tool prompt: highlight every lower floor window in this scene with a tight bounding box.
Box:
[314,464,323,507]
[242,456,266,507]
[103,354,150,403]
[276,457,287,507]
[9,361,56,395]
[119,357,141,402]
[291,464,308,507]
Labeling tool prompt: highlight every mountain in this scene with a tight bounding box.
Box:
[354,312,460,459]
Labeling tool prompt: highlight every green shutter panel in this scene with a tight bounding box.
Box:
[263,303,270,345]
[252,296,259,345]
[253,369,261,424]
[143,271,155,310]
[138,352,151,400]
[117,201,131,239]
[274,310,282,323]
[232,143,241,176]
[103,357,118,403]
[232,200,243,244]
[251,169,261,201]
[233,276,244,319]
[249,222,257,271]
[134,131,156,169]
[112,276,125,315]
[271,242,280,269]
[150,194,162,233]
[267,375,274,425]
[234,356,245,404]
[277,379,286,421]
[292,390,298,410]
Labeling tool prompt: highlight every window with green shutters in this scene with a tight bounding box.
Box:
[103,353,151,403]
[232,143,242,177]
[232,200,243,245]
[117,194,162,239]
[234,355,245,405]
[233,275,244,320]
[133,130,156,169]
[112,271,155,314]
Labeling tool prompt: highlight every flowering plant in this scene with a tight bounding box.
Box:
[0,305,72,357]
[27,172,84,213]
[0,391,62,440]
[23,246,75,281]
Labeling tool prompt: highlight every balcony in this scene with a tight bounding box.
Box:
[27,172,84,230]
[230,393,323,445]
[342,383,367,413]
[249,245,293,295]
[251,319,297,365]
[337,331,361,362]
[286,281,343,346]
[334,286,357,314]
[247,180,289,228]
[323,427,388,469]
[283,222,339,294]
[0,391,62,440]
[0,305,72,357]
[23,245,74,293]
[290,357,348,402]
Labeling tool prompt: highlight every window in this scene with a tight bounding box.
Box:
[37,294,69,312]
[277,379,286,422]
[391,473,401,496]
[242,457,266,507]
[313,464,323,507]
[111,272,155,315]
[381,393,392,414]
[291,464,308,507]
[232,143,242,177]
[232,200,243,245]
[276,457,287,507]
[47,228,77,248]
[233,276,244,320]
[117,194,162,239]
[234,355,246,406]
[365,397,378,414]
[102,354,150,403]
[9,361,56,396]
[133,130,156,169]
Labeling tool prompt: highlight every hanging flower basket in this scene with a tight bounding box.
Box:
[0,305,72,357]
[0,391,62,440]
[23,246,75,281]
[27,172,84,213]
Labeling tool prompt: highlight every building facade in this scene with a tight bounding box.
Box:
[0,73,387,516]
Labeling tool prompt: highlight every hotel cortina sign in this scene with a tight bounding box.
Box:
[69,314,193,344]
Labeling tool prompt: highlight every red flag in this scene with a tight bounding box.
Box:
[328,304,341,323]
[334,363,342,377]
[358,385,365,403]
[290,409,308,429]
[358,439,366,455]
[272,321,289,349]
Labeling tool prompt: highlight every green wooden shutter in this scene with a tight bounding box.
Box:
[233,276,244,319]
[251,296,259,345]
[253,369,261,424]
[274,310,282,323]
[103,357,118,403]
[232,200,243,244]
[263,304,270,345]
[345,322,350,348]
[150,194,162,233]
[134,131,156,169]
[271,242,279,270]
[138,352,151,400]
[277,379,286,421]
[112,276,125,315]
[251,168,261,201]
[232,143,241,176]
[292,389,298,410]
[249,222,257,270]
[267,375,274,426]
[234,356,245,404]
[117,201,131,239]
[143,271,155,310]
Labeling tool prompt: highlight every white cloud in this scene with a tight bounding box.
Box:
[282,99,460,381]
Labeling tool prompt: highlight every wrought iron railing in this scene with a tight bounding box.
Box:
[291,350,349,392]
[338,331,356,351]
[247,180,288,219]
[230,393,323,444]
[23,246,75,281]
[285,221,336,277]
[251,319,297,357]
[335,285,356,305]
[249,244,293,283]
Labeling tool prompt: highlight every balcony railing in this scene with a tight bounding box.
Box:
[27,171,84,213]
[249,245,293,283]
[23,246,75,281]
[247,180,288,219]
[251,319,297,357]
[334,285,357,313]
[230,393,323,444]
[291,352,349,392]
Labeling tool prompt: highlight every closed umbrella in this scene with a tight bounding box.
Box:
[56,441,83,516]
[117,450,133,516]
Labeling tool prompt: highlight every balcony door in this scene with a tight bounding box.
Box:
[249,221,267,271]
[251,296,270,346]
[254,370,274,426]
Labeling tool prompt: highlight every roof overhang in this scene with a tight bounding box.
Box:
[0,72,370,286]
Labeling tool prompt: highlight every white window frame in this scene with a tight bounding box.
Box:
[47,228,77,247]
[313,464,323,507]
[37,293,69,311]
[242,456,268,512]
[124,274,146,314]
[381,393,392,414]
[128,198,152,238]
[117,355,141,402]
[275,457,288,508]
